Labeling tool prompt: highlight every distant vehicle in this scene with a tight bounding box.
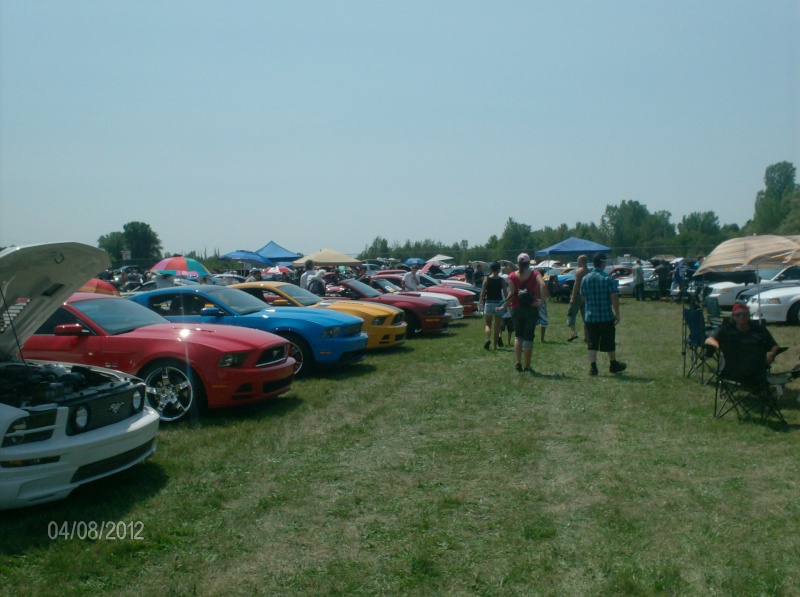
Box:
[617,268,654,297]
[746,285,800,324]
[706,266,800,308]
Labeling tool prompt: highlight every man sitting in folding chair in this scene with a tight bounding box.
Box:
[704,303,786,423]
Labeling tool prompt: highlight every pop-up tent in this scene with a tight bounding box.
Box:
[292,248,361,267]
[535,237,611,257]
[256,241,302,262]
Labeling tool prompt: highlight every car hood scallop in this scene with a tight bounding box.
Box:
[0,242,110,361]
[126,323,287,351]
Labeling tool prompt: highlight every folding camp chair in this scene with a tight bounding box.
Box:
[704,296,723,329]
[682,307,717,384]
[713,345,790,424]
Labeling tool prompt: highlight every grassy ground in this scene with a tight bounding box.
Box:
[2,299,800,596]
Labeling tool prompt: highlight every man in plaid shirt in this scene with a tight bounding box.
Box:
[580,252,626,376]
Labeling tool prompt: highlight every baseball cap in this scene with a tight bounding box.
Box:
[517,253,531,264]
[732,303,750,314]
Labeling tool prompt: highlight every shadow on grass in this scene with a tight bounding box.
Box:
[0,459,168,556]
[197,395,305,427]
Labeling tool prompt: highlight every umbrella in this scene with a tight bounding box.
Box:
[266,266,292,274]
[220,250,272,267]
[151,256,210,277]
[78,277,121,296]
[695,235,800,275]
[404,257,426,266]
[292,249,361,267]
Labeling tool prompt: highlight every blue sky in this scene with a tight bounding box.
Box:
[1,1,798,258]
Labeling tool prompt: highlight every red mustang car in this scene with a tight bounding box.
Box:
[22,293,296,423]
[372,273,478,316]
[325,279,451,335]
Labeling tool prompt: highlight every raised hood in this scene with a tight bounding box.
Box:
[0,242,110,360]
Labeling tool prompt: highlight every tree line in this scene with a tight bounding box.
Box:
[357,161,800,264]
[91,161,798,269]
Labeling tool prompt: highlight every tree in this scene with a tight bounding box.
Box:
[97,231,126,263]
[122,222,163,263]
[752,162,797,234]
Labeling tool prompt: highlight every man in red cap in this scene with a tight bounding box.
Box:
[705,303,781,382]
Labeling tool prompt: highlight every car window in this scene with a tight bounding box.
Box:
[72,297,168,334]
[34,307,86,335]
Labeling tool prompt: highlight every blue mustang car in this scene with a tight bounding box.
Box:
[129,286,368,376]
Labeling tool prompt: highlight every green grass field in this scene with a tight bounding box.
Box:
[2,299,800,596]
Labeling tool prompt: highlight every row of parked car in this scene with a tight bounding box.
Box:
[0,244,480,510]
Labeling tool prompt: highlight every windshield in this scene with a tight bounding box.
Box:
[272,284,322,307]
[760,268,783,281]
[370,278,403,294]
[206,286,272,315]
[72,297,168,335]
[418,273,441,286]
[345,279,382,298]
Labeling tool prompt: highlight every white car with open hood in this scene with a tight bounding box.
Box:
[0,242,160,509]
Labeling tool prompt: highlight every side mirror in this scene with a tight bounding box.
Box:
[53,323,88,336]
[272,299,291,306]
[199,307,224,316]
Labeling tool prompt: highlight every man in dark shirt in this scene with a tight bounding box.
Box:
[705,303,780,383]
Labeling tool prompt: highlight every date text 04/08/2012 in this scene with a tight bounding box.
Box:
[48,520,145,541]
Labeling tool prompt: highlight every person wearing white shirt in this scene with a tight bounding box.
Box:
[402,265,421,291]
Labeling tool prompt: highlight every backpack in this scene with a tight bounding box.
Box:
[516,273,538,308]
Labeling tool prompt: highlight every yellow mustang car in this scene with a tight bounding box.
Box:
[231,281,407,350]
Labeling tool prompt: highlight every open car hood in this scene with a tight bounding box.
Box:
[0,242,110,361]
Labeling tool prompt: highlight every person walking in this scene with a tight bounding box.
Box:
[479,261,508,350]
[567,255,589,341]
[632,259,645,301]
[581,252,626,376]
[499,262,514,347]
[498,253,542,373]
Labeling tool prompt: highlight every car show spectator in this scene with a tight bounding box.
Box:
[473,263,486,288]
[567,254,589,342]
[479,261,508,350]
[402,264,422,291]
[300,260,316,290]
[245,269,263,282]
[499,253,542,374]
[581,253,626,376]
[632,259,646,301]
[654,259,672,301]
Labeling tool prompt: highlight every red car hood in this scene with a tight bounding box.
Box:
[123,322,284,350]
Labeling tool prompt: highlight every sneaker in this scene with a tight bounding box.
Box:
[589,364,599,376]
[567,334,578,342]
[484,340,491,350]
[523,367,535,375]
[609,361,627,374]
[515,363,523,372]
[497,337,504,347]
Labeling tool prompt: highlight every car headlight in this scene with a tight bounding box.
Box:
[371,316,386,325]
[132,389,144,411]
[2,410,58,447]
[322,326,341,338]
[73,406,89,431]
[219,352,248,367]
[763,298,781,305]
[719,289,733,294]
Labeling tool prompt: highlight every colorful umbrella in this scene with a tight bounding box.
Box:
[404,257,426,266]
[79,277,121,296]
[266,266,292,274]
[150,256,210,277]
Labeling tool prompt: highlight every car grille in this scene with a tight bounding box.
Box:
[343,323,363,337]
[71,439,156,483]
[426,304,446,316]
[257,345,287,367]
[66,384,142,436]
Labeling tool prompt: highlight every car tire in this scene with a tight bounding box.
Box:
[788,303,800,325]
[280,332,315,376]
[139,359,206,423]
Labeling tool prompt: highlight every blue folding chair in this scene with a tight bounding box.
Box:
[682,307,717,384]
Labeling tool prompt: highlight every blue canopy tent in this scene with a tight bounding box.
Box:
[256,241,302,262]
[535,237,611,257]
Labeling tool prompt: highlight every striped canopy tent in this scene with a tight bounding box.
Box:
[695,235,800,275]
